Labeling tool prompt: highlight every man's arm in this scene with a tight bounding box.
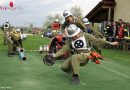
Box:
[84,33,118,47]
[54,40,71,58]
[89,25,104,39]
[75,19,86,31]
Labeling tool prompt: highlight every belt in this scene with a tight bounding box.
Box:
[78,49,91,53]
[80,52,91,56]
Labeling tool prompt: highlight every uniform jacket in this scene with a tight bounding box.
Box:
[55,33,111,58]
[62,18,104,39]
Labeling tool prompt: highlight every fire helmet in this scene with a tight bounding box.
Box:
[82,18,90,25]
[65,24,81,37]
[63,10,72,18]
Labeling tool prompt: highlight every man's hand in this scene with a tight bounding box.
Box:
[43,54,55,66]
[110,41,118,46]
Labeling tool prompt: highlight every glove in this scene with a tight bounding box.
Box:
[43,54,55,66]
[88,52,104,64]
[91,52,103,60]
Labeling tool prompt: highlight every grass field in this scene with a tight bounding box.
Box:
[0,30,130,90]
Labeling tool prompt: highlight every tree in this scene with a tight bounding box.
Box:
[23,23,33,33]
[47,14,63,23]
[29,23,33,30]
[70,5,83,19]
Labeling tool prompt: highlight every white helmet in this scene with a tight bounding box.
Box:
[65,24,81,37]
[82,18,90,25]
[6,19,9,23]
[63,10,72,18]
[55,19,59,22]
[16,28,21,32]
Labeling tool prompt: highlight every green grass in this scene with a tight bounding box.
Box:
[0,30,6,51]
[102,49,130,65]
[0,50,130,90]
[0,30,51,50]
[0,30,130,90]
[23,35,51,50]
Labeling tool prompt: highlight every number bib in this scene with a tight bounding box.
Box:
[71,35,89,50]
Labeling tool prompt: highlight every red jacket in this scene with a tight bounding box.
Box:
[118,26,124,38]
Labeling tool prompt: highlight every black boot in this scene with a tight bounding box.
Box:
[8,53,13,57]
[71,74,79,85]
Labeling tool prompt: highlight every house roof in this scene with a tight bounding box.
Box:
[85,0,116,23]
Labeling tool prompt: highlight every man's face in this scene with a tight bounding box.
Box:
[71,33,80,41]
[66,16,74,23]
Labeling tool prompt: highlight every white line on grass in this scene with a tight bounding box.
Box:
[80,81,87,86]
[102,59,121,67]
[103,58,129,68]
[98,65,130,79]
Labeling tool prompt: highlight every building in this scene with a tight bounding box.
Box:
[31,27,42,35]
[114,0,130,22]
[85,0,130,51]
[85,0,130,23]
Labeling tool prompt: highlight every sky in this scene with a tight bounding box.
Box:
[0,0,101,27]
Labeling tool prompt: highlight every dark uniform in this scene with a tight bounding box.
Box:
[49,35,66,53]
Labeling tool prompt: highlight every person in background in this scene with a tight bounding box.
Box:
[82,18,105,54]
[112,22,118,38]
[2,20,15,57]
[10,28,23,53]
[2,19,11,45]
[118,23,125,39]
[49,33,66,53]
[104,21,113,42]
[126,22,130,37]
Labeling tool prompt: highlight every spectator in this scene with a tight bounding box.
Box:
[104,22,113,41]
[125,22,130,37]
[118,23,125,38]
[127,23,130,37]
[112,22,118,38]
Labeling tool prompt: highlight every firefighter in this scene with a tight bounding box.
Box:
[15,28,23,48]
[82,18,105,54]
[2,20,15,57]
[62,10,86,33]
[45,24,118,85]
[10,28,26,60]
[2,19,11,45]
[82,18,104,38]
[49,34,66,53]
[10,28,22,52]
